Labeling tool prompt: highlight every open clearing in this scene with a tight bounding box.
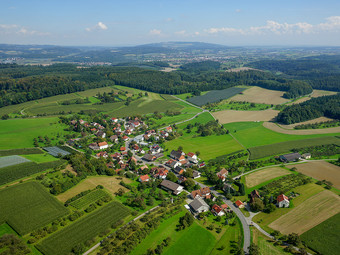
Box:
[213,109,279,124]
[290,161,340,189]
[263,121,340,135]
[269,190,340,235]
[252,228,286,255]
[0,182,68,235]
[245,167,292,188]
[287,89,338,105]
[230,86,289,105]
[301,212,340,255]
[56,176,132,203]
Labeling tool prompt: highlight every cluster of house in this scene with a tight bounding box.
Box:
[186,187,230,217]
[279,152,311,163]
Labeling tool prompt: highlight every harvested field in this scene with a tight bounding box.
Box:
[290,161,340,189]
[187,87,246,106]
[269,190,340,235]
[287,89,338,105]
[230,86,289,105]
[213,109,279,124]
[56,176,131,203]
[263,121,340,135]
[277,117,334,129]
[245,167,292,188]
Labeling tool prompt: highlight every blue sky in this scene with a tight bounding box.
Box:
[1,0,340,46]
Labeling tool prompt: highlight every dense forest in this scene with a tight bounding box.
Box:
[277,94,340,124]
[0,61,326,108]
[247,55,340,91]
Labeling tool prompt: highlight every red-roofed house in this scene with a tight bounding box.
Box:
[191,187,211,199]
[139,175,150,182]
[120,147,126,152]
[96,151,108,158]
[98,142,108,150]
[166,126,172,132]
[235,200,244,208]
[221,204,229,211]
[122,136,129,141]
[277,194,290,208]
[211,204,225,216]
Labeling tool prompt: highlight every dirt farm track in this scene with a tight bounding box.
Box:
[263,122,340,135]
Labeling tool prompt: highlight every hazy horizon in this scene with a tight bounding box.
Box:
[1,0,340,46]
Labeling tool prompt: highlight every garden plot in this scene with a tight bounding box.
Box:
[245,167,292,188]
[0,155,31,168]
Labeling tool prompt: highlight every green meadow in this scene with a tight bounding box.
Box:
[224,121,339,148]
[0,117,69,149]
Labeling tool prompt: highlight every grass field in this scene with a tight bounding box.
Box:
[163,224,216,255]
[269,190,340,235]
[230,86,289,105]
[245,167,292,188]
[213,110,279,124]
[249,136,340,159]
[0,117,70,150]
[264,121,340,135]
[252,228,286,255]
[301,212,340,255]
[69,189,109,209]
[56,176,132,203]
[37,202,130,255]
[21,153,58,163]
[252,183,324,234]
[0,182,68,235]
[290,161,340,189]
[0,160,65,186]
[224,122,339,149]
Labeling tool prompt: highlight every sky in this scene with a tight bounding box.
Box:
[1,0,340,46]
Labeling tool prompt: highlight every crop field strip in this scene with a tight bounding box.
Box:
[0,155,31,168]
[245,167,292,188]
[187,87,246,106]
[301,212,340,255]
[248,136,340,160]
[37,201,130,255]
[268,190,340,235]
[69,189,109,209]
[214,110,279,124]
[0,160,65,186]
[0,148,43,156]
[0,182,68,235]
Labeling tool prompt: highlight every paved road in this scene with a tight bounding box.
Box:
[194,181,250,253]
[83,205,160,255]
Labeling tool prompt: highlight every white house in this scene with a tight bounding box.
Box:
[98,142,108,150]
[277,194,290,208]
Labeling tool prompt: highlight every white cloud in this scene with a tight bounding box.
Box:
[205,16,340,36]
[0,24,48,36]
[86,22,108,32]
[149,29,162,35]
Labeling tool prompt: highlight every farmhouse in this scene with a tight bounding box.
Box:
[139,175,150,183]
[211,204,225,216]
[235,200,244,208]
[217,168,228,181]
[160,180,183,195]
[191,187,211,199]
[279,153,302,162]
[277,194,290,208]
[189,197,210,214]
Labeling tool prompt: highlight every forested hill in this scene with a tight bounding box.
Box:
[0,63,313,108]
[247,55,340,92]
[277,94,340,124]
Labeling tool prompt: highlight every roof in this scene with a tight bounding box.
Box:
[143,154,156,161]
[120,147,126,151]
[170,150,183,160]
[221,204,228,209]
[192,170,201,178]
[98,142,108,147]
[212,204,223,214]
[139,175,150,182]
[189,197,209,212]
[217,168,228,176]
[191,187,211,198]
[277,194,289,203]
[187,152,195,157]
[280,152,302,162]
[160,180,182,192]
[235,200,244,207]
